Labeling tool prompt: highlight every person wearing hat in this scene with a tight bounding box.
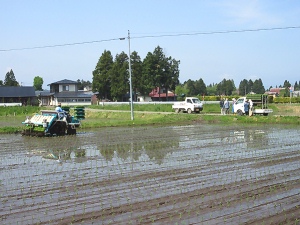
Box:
[55,103,65,119]
[55,103,63,113]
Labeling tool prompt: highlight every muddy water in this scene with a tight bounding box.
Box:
[0,124,300,224]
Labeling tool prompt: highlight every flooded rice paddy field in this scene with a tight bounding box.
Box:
[0,124,300,225]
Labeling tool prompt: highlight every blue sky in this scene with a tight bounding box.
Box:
[1,0,300,90]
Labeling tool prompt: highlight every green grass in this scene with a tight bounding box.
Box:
[89,103,173,112]
[0,104,299,134]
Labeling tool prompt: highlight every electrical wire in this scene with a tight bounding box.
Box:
[1,26,300,52]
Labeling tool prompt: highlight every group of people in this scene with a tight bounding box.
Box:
[219,98,253,116]
[219,98,234,115]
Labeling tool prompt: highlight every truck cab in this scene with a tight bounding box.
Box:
[172,97,203,113]
[234,95,273,116]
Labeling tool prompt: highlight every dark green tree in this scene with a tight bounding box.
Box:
[252,79,265,94]
[0,80,3,86]
[183,79,196,96]
[166,57,180,94]
[283,80,291,88]
[110,51,129,101]
[92,50,113,100]
[248,79,253,92]
[33,76,43,91]
[282,80,291,97]
[239,79,249,95]
[294,81,299,91]
[130,51,143,100]
[141,51,157,95]
[194,78,207,96]
[4,69,19,86]
[142,46,179,100]
[217,79,235,95]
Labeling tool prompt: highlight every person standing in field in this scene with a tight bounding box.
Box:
[224,98,230,114]
[249,99,253,116]
[232,98,236,114]
[244,100,250,116]
[219,98,224,115]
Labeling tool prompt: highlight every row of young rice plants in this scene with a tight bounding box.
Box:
[0,124,299,224]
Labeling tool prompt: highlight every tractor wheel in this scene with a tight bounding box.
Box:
[67,126,76,135]
[237,110,243,116]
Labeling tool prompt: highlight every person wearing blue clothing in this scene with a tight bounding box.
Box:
[55,103,65,119]
[55,103,63,112]
[224,98,230,114]
[244,100,250,116]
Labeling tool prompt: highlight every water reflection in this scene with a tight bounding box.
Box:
[99,139,179,165]
[22,127,181,165]
[227,129,268,148]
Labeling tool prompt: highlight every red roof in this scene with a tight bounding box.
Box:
[149,87,176,97]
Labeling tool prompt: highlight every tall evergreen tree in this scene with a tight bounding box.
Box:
[194,78,207,96]
[130,51,143,100]
[217,79,235,95]
[252,79,265,94]
[239,79,249,95]
[110,52,129,101]
[4,69,19,86]
[92,50,113,100]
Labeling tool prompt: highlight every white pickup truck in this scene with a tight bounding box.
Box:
[234,95,273,116]
[172,97,203,113]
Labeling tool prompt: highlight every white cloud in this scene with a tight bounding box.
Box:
[218,0,282,27]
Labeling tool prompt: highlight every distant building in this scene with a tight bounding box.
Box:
[38,79,96,106]
[265,88,285,97]
[0,86,36,105]
[148,87,177,101]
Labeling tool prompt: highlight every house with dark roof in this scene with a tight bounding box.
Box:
[0,86,37,106]
[39,79,95,106]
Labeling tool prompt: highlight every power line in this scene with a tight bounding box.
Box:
[132,26,300,39]
[1,26,300,52]
[0,37,121,52]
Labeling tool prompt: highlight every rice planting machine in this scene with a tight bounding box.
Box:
[21,106,85,137]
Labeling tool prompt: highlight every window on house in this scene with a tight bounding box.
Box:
[63,85,69,91]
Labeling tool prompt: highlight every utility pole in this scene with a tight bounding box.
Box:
[128,30,134,120]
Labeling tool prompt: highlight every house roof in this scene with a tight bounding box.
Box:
[35,90,54,97]
[54,91,93,98]
[0,86,36,97]
[149,87,176,97]
[47,79,78,86]
[269,88,285,93]
[149,93,176,98]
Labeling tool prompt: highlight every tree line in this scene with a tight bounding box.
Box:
[2,46,300,100]
[92,46,180,101]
